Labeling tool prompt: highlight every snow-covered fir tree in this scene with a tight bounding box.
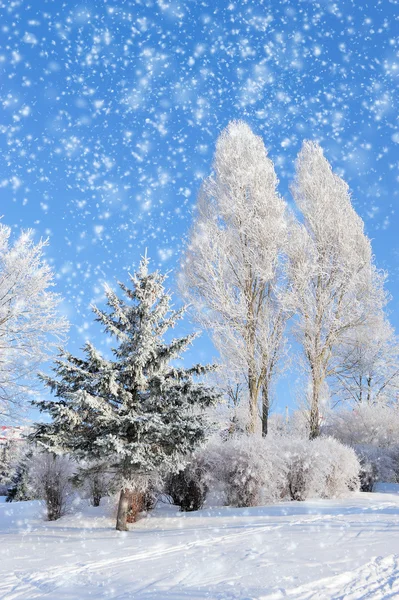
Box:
[0,439,23,494]
[32,256,219,530]
[6,453,34,502]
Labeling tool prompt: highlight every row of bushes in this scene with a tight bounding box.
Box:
[5,453,114,520]
[166,434,361,511]
[5,432,376,519]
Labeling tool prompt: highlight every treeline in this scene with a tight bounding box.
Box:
[181,121,394,439]
[1,120,398,530]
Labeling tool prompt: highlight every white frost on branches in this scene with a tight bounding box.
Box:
[289,141,387,437]
[181,121,290,434]
[0,223,68,418]
[332,316,399,407]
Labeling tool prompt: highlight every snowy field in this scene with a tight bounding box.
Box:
[1,487,399,600]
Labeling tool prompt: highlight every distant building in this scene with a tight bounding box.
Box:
[0,426,26,445]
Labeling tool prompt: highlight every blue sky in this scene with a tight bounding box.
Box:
[1,0,398,415]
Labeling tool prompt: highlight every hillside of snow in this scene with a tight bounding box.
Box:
[1,487,399,599]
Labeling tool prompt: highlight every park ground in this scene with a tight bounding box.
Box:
[1,485,399,599]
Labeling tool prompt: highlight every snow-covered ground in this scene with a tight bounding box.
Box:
[1,488,399,599]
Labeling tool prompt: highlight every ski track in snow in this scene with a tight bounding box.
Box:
[1,490,399,599]
[0,521,287,599]
[263,555,399,600]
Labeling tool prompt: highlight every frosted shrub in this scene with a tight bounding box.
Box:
[6,452,35,502]
[221,438,265,507]
[325,405,399,486]
[325,405,399,449]
[205,435,287,508]
[310,437,360,498]
[354,445,398,491]
[72,462,114,507]
[2,440,34,501]
[279,437,314,501]
[30,453,74,521]
[201,433,360,508]
[165,456,208,512]
[279,437,359,501]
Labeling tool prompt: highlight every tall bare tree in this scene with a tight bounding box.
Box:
[289,141,387,438]
[181,121,290,434]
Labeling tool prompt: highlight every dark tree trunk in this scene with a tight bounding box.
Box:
[309,395,320,440]
[116,488,131,531]
[262,385,269,437]
[309,369,322,440]
[247,367,258,434]
[126,491,144,523]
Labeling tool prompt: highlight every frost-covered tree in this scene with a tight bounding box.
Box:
[181,121,289,435]
[289,142,387,438]
[325,403,399,449]
[32,256,218,531]
[0,223,68,419]
[332,317,399,406]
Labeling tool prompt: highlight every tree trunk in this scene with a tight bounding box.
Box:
[309,375,321,440]
[116,488,131,531]
[309,403,320,440]
[367,376,372,404]
[126,491,144,523]
[261,384,269,437]
[247,372,259,434]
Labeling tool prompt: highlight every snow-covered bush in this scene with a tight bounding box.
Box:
[219,437,266,507]
[203,435,287,507]
[324,405,399,486]
[72,462,114,507]
[30,453,74,521]
[311,437,360,498]
[280,436,359,500]
[165,457,208,512]
[202,433,359,507]
[279,437,314,501]
[0,438,27,495]
[354,445,398,491]
[324,405,399,449]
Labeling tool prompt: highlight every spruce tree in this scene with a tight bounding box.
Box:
[32,256,218,530]
[6,453,33,502]
[0,440,17,493]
